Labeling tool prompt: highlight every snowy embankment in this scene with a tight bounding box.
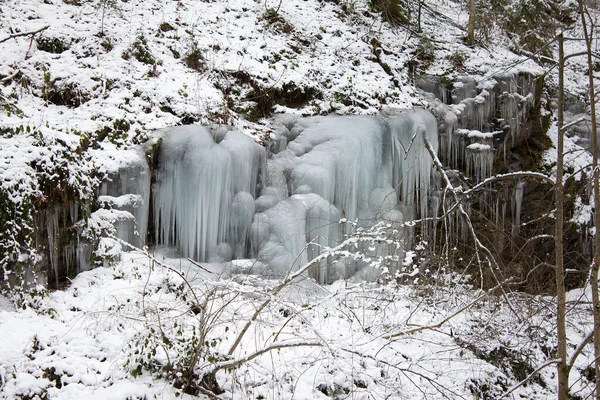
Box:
[1,249,595,399]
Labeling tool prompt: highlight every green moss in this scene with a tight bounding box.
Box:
[1,126,102,298]
[93,118,131,147]
[333,92,353,107]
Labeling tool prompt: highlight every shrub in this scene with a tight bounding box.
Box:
[159,22,175,32]
[183,45,205,72]
[36,35,71,54]
[412,35,435,68]
[449,50,467,71]
[122,35,156,65]
[93,118,131,147]
[42,70,89,108]
[125,272,229,396]
[369,0,410,26]
[100,36,113,52]
[0,126,99,304]
[260,8,295,34]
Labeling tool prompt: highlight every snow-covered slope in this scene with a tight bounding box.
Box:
[1,249,596,399]
[0,0,547,136]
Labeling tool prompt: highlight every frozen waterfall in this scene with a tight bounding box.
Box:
[153,126,264,262]
[147,110,438,281]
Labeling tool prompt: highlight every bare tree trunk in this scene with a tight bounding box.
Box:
[417,0,423,33]
[556,31,570,400]
[466,0,476,45]
[577,1,600,397]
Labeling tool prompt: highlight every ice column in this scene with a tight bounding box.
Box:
[153,126,263,261]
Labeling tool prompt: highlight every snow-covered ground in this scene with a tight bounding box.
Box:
[0,0,592,193]
[0,249,596,399]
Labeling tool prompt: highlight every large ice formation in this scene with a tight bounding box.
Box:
[146,110,438,281]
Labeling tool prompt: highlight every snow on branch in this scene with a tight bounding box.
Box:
[210,341,321,373]
[0,25,49,44]
[465,171,554,194]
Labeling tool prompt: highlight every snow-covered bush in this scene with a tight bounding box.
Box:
[122,34,156,65]
[124,264,231,396]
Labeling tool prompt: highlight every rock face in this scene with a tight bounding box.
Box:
[417,71,547,180]
[418,71,573,291]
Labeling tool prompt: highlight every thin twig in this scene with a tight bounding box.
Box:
[497,359,560,399]
[186,258,215,274]
[424,135,521,319]
[0,25,49,44]
[227,238,324,355]
[383,278,512,339]
[110,236,202,307]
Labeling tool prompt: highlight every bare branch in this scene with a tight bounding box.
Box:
[340,347,467,399]
[197,386,223,400]
[498,359,560,399]
[564,51,589,61]
[0,70,20,84]
[567,330,595,372]
[186,258,215,274]
[561,117,590,132]
[228,237,334,355]
[424,134,522,316]
[464,171,554,195]
[383,278,512,339]
[0,25,49,44]
[213,341,321,373]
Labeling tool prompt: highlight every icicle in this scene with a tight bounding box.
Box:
[512,180,524,237]
[77,239,93,272]
[100,149,151,246]
[146,112,439,281]
[252,111,438,280]
[46,205,60,288]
